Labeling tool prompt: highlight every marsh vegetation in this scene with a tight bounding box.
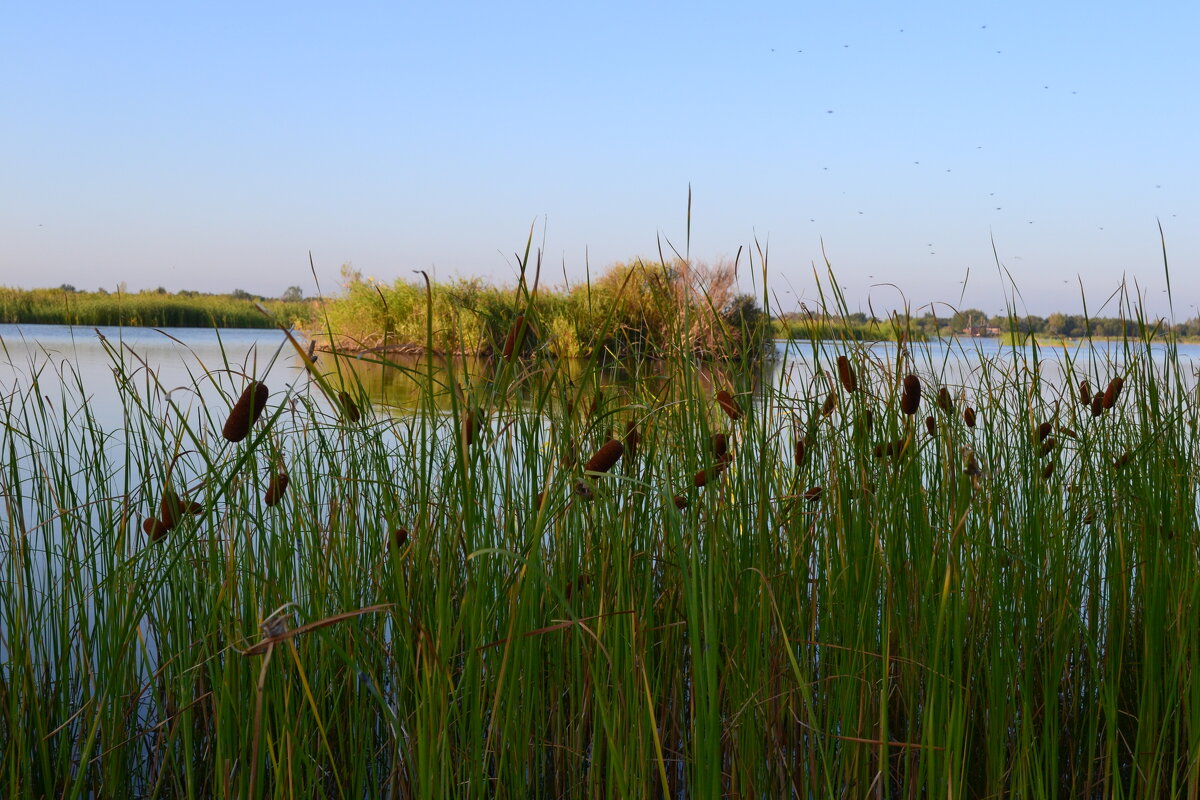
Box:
[2,261,1199,798]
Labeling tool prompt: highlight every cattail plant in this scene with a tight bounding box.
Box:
[1090,392,1104,417]
[222,380,269,442]
[836,355,857,393]
[264,471,290,506]
[142,517,169,541]
[804,485,823,502]
[964,406,976,428]
[712,433,729,459]
[936,387,953,413]
[583,439,624,474]
[1037,421,1053,442]
[925,415,937,437]
[716,389,742,421]
[900,374,921,415]
[391,527,410,550]
[338,390,361,423]
[1102,376,1124,409]
[821,392,836,417]
[502,314,526,360]
[1079,380,1092,405]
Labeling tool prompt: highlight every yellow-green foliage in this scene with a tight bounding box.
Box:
[320,258,767,360]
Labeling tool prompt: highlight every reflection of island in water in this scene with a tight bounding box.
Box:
[315,350,758,417]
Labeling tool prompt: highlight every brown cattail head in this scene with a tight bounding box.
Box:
[1042,461,1056,479]
[160,487,183,530]
[936,387,953,414]
[821,392,836,417]
[391,527,410,550]
[693,457,731,488]
[794,437,806,467]
[804,485,823,503]
[963,406,977,428]
[716,389,742,421]
[836,355,857,393]
[962,448,982,478]
[1114,451,1130,469]
[583,439,624,474]
[874,438,908,459]
[502,314,526,360]
[463,408,483,446]
[222,381,269,442]
[1079,380,1092,406]
[712,433,729,459]
[1090,392,1104,418]
[900,374,921,415]
[1037,421,1053,442]
[1039,437,1057,457]
[143,517,169,541]
[673,494,688,510]
[925,415,937,437]
[338,390,361,423]
[1102,376,1124,410]
[264,471,289,507]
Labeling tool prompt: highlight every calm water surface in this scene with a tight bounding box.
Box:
[4,324,1200,429]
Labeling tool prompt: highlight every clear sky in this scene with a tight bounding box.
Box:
[2,1,1196,318]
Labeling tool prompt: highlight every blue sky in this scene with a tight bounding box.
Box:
[2,1,1196,317]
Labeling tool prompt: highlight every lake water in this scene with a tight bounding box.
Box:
[3,323,1200,430]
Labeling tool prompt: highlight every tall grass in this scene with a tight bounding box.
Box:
[2,256,1200,798]
[0,287,313,329]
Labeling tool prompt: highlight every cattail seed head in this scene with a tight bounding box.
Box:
[502,314,526,360]
[925,415,937,437]
[143,517,169,541]
[900,374,921,415]
[1102,376,1124,409]
[338,390,361,423]
[936,387,953,414]
[159,487,183,530]
[1114,451,1130,469]
[391,527,410,550]
[716,390,742,421]
[583,439,624,474]
[1079,380,1092,406]
[264,471,289,507]
[1042,461,1055,479]
[963,407,976,428]
[1037,421,1053,442]
[804,485,823,503]
[222,381,269,442]
[712,433,729,459]
[693,457,731,488]
[673,494,688,510]
[874,438,908,459]
[821,392,836,417]
[836,355,857,393]
[1090,392,1104,417]
[1039,437,1056,457]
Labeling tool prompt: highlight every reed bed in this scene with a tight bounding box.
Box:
[2,275,1200,799]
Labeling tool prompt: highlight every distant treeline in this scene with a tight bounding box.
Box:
[776,308,1198,342]
[0,286,315,329]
